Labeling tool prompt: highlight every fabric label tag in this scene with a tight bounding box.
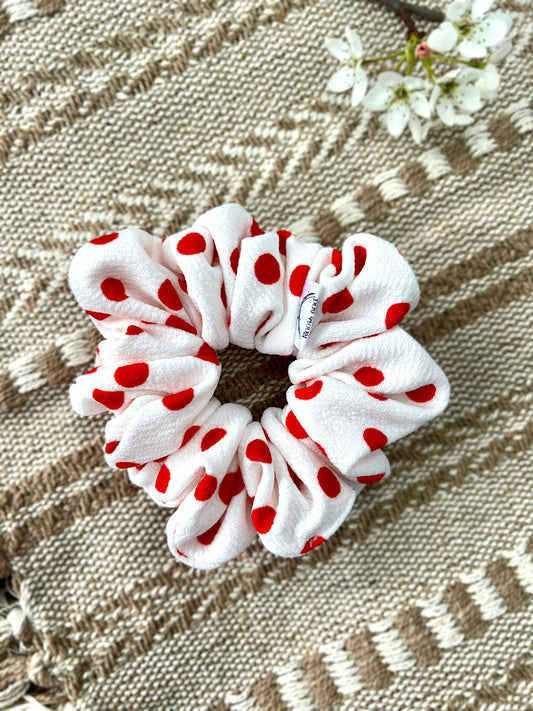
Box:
[294,279,323,351]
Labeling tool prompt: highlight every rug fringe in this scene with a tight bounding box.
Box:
[0,582,61,711]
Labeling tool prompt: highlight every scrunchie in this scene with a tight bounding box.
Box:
[68,203,449,569]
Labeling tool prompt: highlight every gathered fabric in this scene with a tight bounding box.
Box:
[68,203,450,569]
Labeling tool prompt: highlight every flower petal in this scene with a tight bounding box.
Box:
[404,76,426,92]
[327,65,355,93]
[351,63,368,106]
[491,38,512,63]
[408,115,431,145]
[376,71,404,87]
[476,62,500,99]
[409,91,432,119]
[471,0,495,20]
[325,38,352,62]
[436,96,458,126]
[455,83,483,112]
[428,21,459,53]
[386,101,410,137]
[453,112,475,125]
[474,12,512,48]
[363,84,394,111]
[429,84,440,113]
[345,27,363,57]
[457,37,488,58]
[447,1,470,22]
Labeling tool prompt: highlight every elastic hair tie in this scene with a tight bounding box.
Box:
[68,203,450,569]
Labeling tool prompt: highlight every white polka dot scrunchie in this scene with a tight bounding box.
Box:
[68,203,450,569]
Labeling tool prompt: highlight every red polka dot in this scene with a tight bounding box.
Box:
[252,506,276,533]
[162,388,194,411]
[354,245,367,276]
[175,548,187,557]
[220,284,227,308]
[406,384,436,402]
[230,247,240,274]
[155,464,171,493]
[104,440,119,454]
[101,277,127,302]
[276,230,290,256]
[196,343,220,365]
[246,439,272,464]
[177,232,206,255]
[125,325,143,335]
[289,264,310,297]
[294,380,322,400]
[317,466,341,498]
[85,310,109,320]
[250,219,263,236]
[92,389,125,410]
[178,276,188,294]
[385,302,410,329]
[85,367,98,375]
[154,456,166,463]
[254,253,280,285]
[134,463,146,471]
[354,366,384,387]
[331,248,342,275]
[166,315,197,334]
[314,441,328,458]
[158,279,182,310]
[115,461,137,469]
[114,362,149,388]
[322,288,354,314]
[301,535,325,554]
[197,517,223,545]
[201,428,227,451]
[219,469,245,505]
[288,465,304,491]
[368,392,388,401]
[356,472,386,484]
[90,232,119,245]
[194,474,218,501]
[363,428,388,451]
[181,424,200,447]
[285,411,308,439]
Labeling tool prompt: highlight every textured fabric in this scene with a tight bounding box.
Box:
[0,0,532,709]
[68,203,448,568]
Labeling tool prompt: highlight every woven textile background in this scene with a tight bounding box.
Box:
[1,0,532,709]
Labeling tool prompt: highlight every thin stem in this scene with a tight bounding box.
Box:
[421,57,437,82]
[394,56,406,71]
[432,54,486,67]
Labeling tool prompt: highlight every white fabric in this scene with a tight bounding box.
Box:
[68,203,450,569]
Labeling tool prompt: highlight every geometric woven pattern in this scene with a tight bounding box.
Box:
[0,0,532,708]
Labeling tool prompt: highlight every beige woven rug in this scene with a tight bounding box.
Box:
[1,0,532,709]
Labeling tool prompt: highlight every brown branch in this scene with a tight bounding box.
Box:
[374,0,444,37]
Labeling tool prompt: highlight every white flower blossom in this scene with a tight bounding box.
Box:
[427,0,512,59]
[321,2,513,145]
[363,72,432,140]
[429,68,485,126]
[325,28,368,107]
